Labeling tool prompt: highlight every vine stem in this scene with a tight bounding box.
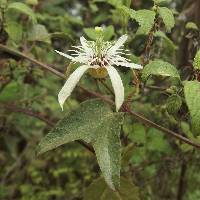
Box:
[0,103,95,154]
[1,44,200,149]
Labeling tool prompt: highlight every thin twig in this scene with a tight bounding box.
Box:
[2,104,54,126]
[1,104,95,154]
[1,44,200,149]
[0,44,66,79]
[123,107,200,149]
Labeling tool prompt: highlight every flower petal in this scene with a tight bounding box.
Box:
[58,65,90,110]
[106,66,124,111]
[107,35,128,55]
[117,62,143,69]
[55,50,75,61]
[80,37,94,57]
[80,36,88,49]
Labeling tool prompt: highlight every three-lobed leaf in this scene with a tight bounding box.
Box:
[142,59,180,80]
[184,81,200,134]
[37,99,124,189]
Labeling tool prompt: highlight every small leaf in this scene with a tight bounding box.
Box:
[103,25,114,41]
[142,59,180,80]
[184,81,200,134]
[0,82,21,102]
[128,123,146,144]
[185,22,199,31]
[84,26,114,41]
[26,0,38,6]
[153,0,170,4]
[83,177,140,200]
[0,0,7,8]
[147,128,170,152]
[193,50,200,70]
[37,99,124,189]
[83,28,97,40]
[181,121,194,139]
[158,7,175,32]
[116,7,155,35]
[123,0,131,7]
[166,94,182,114]
[154,31,177,51]
[7,2,37,23]
[5,21,23,42]
[117,5,136,18]
[134,10,156,35]
[94,0,123,7]
[28,24,51,44]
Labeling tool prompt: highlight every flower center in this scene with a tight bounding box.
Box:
[90,55,110,67]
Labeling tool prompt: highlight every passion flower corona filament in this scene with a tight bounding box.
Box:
[55,27,143,111]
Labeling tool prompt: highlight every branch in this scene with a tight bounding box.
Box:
[1,104,95,154]
[2,104,54,126]
[123,107,200,149]
[0,44,66,79]
[1,44,200,149]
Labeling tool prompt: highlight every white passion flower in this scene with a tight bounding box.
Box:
[55,27,143,111]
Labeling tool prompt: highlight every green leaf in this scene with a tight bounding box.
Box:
[0,82,22,102]
[147,128,170,153]
[83,28,97,40]
[158,7,175,32]
[185,22,199,31]
[103,25,114,41]
[154,31,177,51]
[134,10,156,35]
[5,21,23,42]
[84,26,114,41]
[26,0,39,6]
[123,0,131,7]
[117,5,136,18]
[184,81,200,134]
[153,0,170,4]
[193,50,200,70]
[116,7,155,35]
[0,0,7,8]
[7,2,37,23]
[83,177,140,200]
[166,94,182,114]
[181,121,194,139]
[94,0,123,7]
[28,24,51,44]
[128,123,146,144]
[142,59,180,80]
[37,99,124,189]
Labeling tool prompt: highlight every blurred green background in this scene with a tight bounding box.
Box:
[1,0,200,199]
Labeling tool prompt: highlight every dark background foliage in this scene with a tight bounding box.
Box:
[0,0,200,199]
